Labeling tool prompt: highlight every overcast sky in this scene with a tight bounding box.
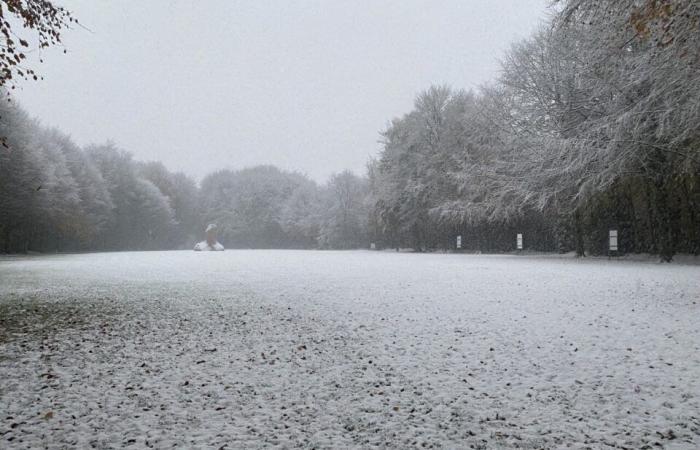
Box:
[15,0,548,183]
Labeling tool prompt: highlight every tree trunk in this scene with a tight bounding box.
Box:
[653,178,675,262]
[573,210,585,257]
[644,181,658,254]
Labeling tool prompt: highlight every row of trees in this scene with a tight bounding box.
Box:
[2,0,697,258]
[199,167,369,249]
[0,99,192,252]
[0,99,370,252]
[369,0,699,260]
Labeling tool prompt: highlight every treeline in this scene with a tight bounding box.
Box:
[0,99,370,252]
[199,167,369,249]
[369,0,700,260]
[2,0,698,259]
[0,100,195,252]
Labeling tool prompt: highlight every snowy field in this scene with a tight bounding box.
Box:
[1,251,699,449]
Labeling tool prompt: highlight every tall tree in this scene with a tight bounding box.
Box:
[318,171,369,249]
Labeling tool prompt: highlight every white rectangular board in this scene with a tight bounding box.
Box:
[609,230,618,251]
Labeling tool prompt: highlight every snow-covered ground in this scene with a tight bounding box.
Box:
[1,251,699,449]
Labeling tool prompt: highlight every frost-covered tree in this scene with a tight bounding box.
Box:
[0,100,45,252]
[372,86,482,250]
[199,166,319,248]
[31,127,83,249]
[54,137,114,249]
[138,161,199,248]
[87,143,175,250]
[280,178,323,248]
[0,101,113,252]
[549,0,700,259]
[318,171,369,249]
[168,172,199,247]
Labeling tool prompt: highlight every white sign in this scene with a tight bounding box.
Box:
[370,242,376,250]
[456,235,462,249]
[609,230,618,251]
[516,233,523,250]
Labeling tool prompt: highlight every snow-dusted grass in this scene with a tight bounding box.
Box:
[1,251,699,449]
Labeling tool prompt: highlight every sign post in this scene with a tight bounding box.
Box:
[516,233,523,251]
[609,230,618,256]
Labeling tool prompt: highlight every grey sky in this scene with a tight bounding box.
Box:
[15,0,548,183]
